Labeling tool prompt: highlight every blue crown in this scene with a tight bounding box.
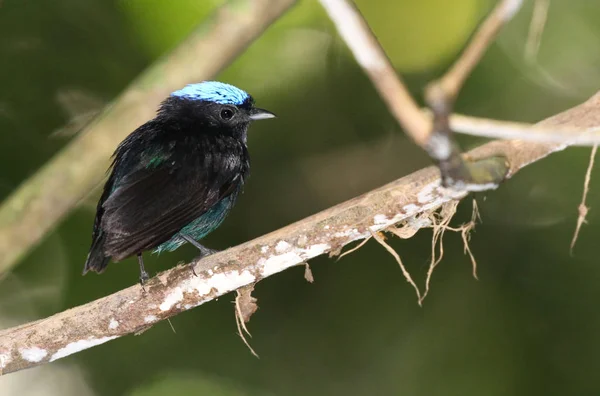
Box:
[171,81,251,105]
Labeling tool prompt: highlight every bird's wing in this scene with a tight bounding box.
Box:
[100,149,245,260]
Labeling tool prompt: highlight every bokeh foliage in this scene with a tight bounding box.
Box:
[2,0,600,395]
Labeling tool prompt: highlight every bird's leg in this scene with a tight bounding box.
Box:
[180,233,219,256]
[137,253,150,287]
[180,233,219,276]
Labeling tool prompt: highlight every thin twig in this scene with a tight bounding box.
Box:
[321,0,519,190]
[435,0,524,100]
[1,89,600,375]
[0,0,298,276]
[449,113,600,146]
[323,0,596,147]
[424,0,523,186]
[319,0,430,145]
[570,145,597,254]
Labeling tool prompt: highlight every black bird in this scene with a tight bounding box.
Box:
[83,81,275,284]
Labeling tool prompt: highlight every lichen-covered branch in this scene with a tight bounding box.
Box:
[2,90,600,376]
[0,0,297,276]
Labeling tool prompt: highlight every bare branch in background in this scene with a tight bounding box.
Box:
[2,90,600,375]
[526,0,551,63]
[430,0,523,101]
[449,113,600,145]
[0,0,298,276]
[321,0,524,191]
[423,0,522,188]
[318,0,431,146]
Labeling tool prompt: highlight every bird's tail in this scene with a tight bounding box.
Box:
[83,233,110,274]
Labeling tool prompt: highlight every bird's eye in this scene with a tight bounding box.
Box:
[220,108,234,120]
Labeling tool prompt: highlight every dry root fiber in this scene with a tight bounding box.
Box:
[234,285,259,358]
[341,198,481,306]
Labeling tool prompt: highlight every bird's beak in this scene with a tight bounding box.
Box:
[248,107,276,121]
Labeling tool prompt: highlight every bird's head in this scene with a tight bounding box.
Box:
[160,81,275,139]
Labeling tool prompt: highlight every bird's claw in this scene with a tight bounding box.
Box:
[139,271,150,290]
[199,247,218,257]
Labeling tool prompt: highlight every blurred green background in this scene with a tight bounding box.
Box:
[2,0,600,395]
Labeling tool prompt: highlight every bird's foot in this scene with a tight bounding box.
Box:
[179,234,219,277]
[137,253,150,291]
[139,270,149,284]
[139,270,150,290]
[195,246,219,258]
[190,248,219,277]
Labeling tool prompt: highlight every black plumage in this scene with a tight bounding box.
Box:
[83,82,274,284]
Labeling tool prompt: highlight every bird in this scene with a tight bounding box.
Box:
[83,81,275,285]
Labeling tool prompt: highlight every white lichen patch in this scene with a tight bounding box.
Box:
[259,243,330,278]
[49,336,118,362]
[416,175,502,204]
[333,228,361,239]
[159,269,256,312]
[373,214,388,225]
[369,213,405,232]
[0,352,11,370]
[144,315,158,323]
[275,240,291,254]
[402,203,421,216]
[417,181,440,204]
[19,347,47,363]
[260,245,269,253]
[297,235,308,246]
[457,182,498,193]
[108,319,119,330]
[160,288,184,311]
[323,225,330,230]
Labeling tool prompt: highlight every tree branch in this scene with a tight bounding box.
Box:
[2,90,600,376]
[0,0,297,276]
[429,0,523,101]
[320,0,523,191]
[420,0,521,188]
[319,0,430,146]
[449,113,600,145]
